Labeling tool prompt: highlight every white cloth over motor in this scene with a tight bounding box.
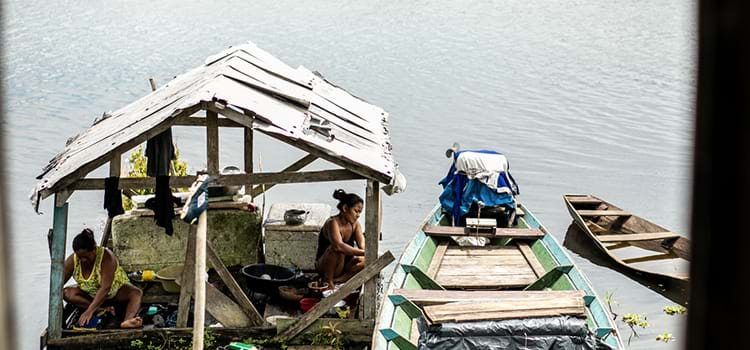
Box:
[454,152,514,195]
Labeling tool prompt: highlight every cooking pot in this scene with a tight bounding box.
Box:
[284,209,309,225]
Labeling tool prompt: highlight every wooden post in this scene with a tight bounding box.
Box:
[362,180,381,320]
[206,110,219,175]
[193,212,208,350]
[47,197,69,340]
[244,127,253,194]
[176,225,197,328]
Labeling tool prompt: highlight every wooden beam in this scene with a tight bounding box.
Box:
[391,289,587,306]
[206,241,264,326]
[516,242,546,278]
[47,199,68,340]
[597,232,681,243]
[193,212,208,350]
[426,242,449,278]
[363,180,381,320]
[206,110,219,175]
[249,154,318,198]
[173,115,245,128]
[279,251,395,341]
[244,127,253,195]
[176,225,197,328]
[566,197,602,205]
[49,327,276,348]
[577,210,631,217]
[42,104,203,199]
[275,318,374,343]
[423,225,544,239]
[73,169,364,191]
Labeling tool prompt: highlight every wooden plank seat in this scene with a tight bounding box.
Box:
[434,246,538,289]
[566,197,603,205]
[597,231,681,243]
[422,290,586,324]
[392,289,584,306]
[423,225,544,239]
[577,210,631,217]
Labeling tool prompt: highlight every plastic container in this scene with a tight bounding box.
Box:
[241,264,303,296]
[300,298,320,312]
[155,264,183,293]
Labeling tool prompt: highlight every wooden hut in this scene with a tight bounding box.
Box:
[32,42,404,349]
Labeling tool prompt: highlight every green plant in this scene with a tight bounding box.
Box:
[243,336,288,350]
[622,313,649,345]
[122,145,189,210]
[604,290,619,320]
[656,332,674,343]
[663,305,687,316]
[127,329,213,350]
[309,321,346,350]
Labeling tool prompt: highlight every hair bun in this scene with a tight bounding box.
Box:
[82,228,95,239]
[332,189,346,200]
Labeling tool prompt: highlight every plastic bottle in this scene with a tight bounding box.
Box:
[128,270,155,282]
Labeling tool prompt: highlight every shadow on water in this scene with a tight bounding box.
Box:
[562,222,689,306]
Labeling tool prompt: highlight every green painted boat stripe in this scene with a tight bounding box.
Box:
[388,295,424,319]
[380,329,417,350]
[402,264,445,290]
[524,265,573,290]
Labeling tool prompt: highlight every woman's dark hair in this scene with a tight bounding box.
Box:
[333,189,363,211]
[72,228,96,252]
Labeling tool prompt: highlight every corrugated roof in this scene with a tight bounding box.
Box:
[31,42,396,206]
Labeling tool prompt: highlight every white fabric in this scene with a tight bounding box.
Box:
[454,152,512,194]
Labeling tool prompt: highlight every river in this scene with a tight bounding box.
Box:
[4,0,694,348]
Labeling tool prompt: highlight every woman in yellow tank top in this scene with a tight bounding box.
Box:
[62,228,143,328]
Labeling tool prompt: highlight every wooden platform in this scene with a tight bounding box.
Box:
[430,245,542,289]
[422,290,586,324]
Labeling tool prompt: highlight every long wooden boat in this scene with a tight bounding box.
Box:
[563,194,690,304]
[372,203,624,350]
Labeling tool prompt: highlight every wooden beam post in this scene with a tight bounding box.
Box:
[176,225,197,328]
[206,241,264,326]
[248,154,318,198]
[193,212,208,350]
[47,197,68,340]
[206,110,219,175]
[362,180,381,320]
[244,127,253,195]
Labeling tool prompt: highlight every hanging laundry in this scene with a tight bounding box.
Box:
[103,177,125,218]
[146,128,175,177]
[150,176,176,236]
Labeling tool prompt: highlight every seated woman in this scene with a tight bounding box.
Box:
[316,189,366,288]
[62,228,143,328]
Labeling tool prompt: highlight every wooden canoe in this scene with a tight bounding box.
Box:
[563,194,690,303]
[372,203,624,350]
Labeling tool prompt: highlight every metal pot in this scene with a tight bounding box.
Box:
[284,209,309,225]
[207,166,242,196]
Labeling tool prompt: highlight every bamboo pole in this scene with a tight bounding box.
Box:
[193,211,208,350]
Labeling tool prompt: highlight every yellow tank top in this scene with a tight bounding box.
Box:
[73,246,130,299]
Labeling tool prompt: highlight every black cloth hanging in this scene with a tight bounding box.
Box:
[151,175,175,236]
[146,128,175,177]
[103,176,125,218]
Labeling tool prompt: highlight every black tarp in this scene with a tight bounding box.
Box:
[417,316,613,350]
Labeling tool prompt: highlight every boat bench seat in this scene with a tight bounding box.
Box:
[423,225,544,239]
[420,290,586,324]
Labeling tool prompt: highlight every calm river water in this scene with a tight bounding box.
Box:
[4,0,694,348]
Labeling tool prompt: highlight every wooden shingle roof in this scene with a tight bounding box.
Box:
[31,42,397,207]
